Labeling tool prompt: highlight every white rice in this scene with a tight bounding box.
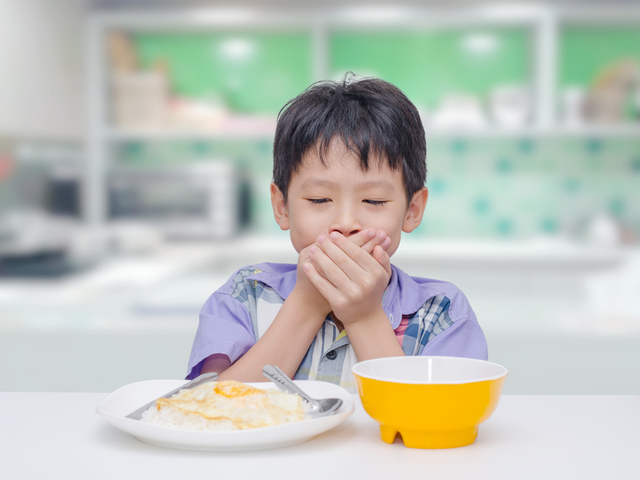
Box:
[139,386,308,431]
[141,403,239,431]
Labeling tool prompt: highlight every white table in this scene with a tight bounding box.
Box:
[2,393,639,480]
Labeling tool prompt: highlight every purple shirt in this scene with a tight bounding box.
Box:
[187,262,488,391]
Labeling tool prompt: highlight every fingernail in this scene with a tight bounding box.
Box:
[368,228,375,237]
[310,246,318,254]
[303,264,310,272]
[377,230,386,239]
[317,235,325,243]
[330,232,339,240]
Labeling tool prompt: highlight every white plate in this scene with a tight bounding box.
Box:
[96,379,354,451]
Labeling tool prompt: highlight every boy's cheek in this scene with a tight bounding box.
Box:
[289,230,316,254]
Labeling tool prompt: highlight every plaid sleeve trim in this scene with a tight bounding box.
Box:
[228,266,286,341]
[399,294,455,356]
[228,267,262,306]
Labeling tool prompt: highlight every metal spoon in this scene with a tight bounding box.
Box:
[262,365,343,418]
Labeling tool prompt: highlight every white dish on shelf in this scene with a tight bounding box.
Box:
[96,379,354,451]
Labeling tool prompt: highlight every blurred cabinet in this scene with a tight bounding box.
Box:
[88,7,640,138]
[85,6,640,233]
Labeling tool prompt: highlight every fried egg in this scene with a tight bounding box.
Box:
[141,380,305,431]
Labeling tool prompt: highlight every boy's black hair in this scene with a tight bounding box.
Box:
[272,72,427,205]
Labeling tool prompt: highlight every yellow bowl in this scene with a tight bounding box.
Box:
[352,356,508,449]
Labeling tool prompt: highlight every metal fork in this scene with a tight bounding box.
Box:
[126,372,218,420]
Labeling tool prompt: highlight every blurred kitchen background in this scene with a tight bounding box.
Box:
[2,0,640,394]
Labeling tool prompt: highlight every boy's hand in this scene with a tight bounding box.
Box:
[303,231,392,325]
[350,228,392,256]
[293,243,333,316]
[292,228,391,317]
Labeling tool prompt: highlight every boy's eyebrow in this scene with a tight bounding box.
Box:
[299,179,337,190]
[300,178,397,192]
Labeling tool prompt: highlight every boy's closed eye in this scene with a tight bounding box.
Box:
[306,198,388,206]
[363,199,387,207]
[307,198,330,205]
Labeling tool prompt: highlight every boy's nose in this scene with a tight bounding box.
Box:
[329,211,362,238]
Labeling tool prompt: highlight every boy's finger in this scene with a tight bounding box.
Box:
[344,229,388,255]
[303,256,340,298]
[346,228,376,248]
[299,243,331,281]
[360,230,389,254]
[342,229,390,255]
[309,243,353,290]
[323,232,381,276]
[373,245,392,277]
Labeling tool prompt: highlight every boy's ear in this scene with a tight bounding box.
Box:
[402,187,429,233]
[270,182,290,231]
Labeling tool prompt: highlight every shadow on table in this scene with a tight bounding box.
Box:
[93,416,362,458]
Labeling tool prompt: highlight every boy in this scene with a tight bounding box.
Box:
[186,74,487,392]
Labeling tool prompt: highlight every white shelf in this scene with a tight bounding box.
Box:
[203,234,627,269]
[106,125,276,142]
[103,123,640,142]
[393,237,627,268]
[426,124,640,139]
[544,124,640,138]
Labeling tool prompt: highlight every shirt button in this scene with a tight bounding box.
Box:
[326,350,337,360]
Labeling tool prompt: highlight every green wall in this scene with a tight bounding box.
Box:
[132,26,640,113]
[133,32,314,114]
[131,28,531,112]
[330,29,531,109]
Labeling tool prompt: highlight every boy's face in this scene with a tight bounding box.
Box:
[271,140,428,257]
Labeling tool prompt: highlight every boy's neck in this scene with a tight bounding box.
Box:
[329,312,345,333]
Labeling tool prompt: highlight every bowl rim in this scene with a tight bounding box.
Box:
[351,355,508,385]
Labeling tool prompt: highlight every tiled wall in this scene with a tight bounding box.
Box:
[115,136,640,241]
[421,137,640,239]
